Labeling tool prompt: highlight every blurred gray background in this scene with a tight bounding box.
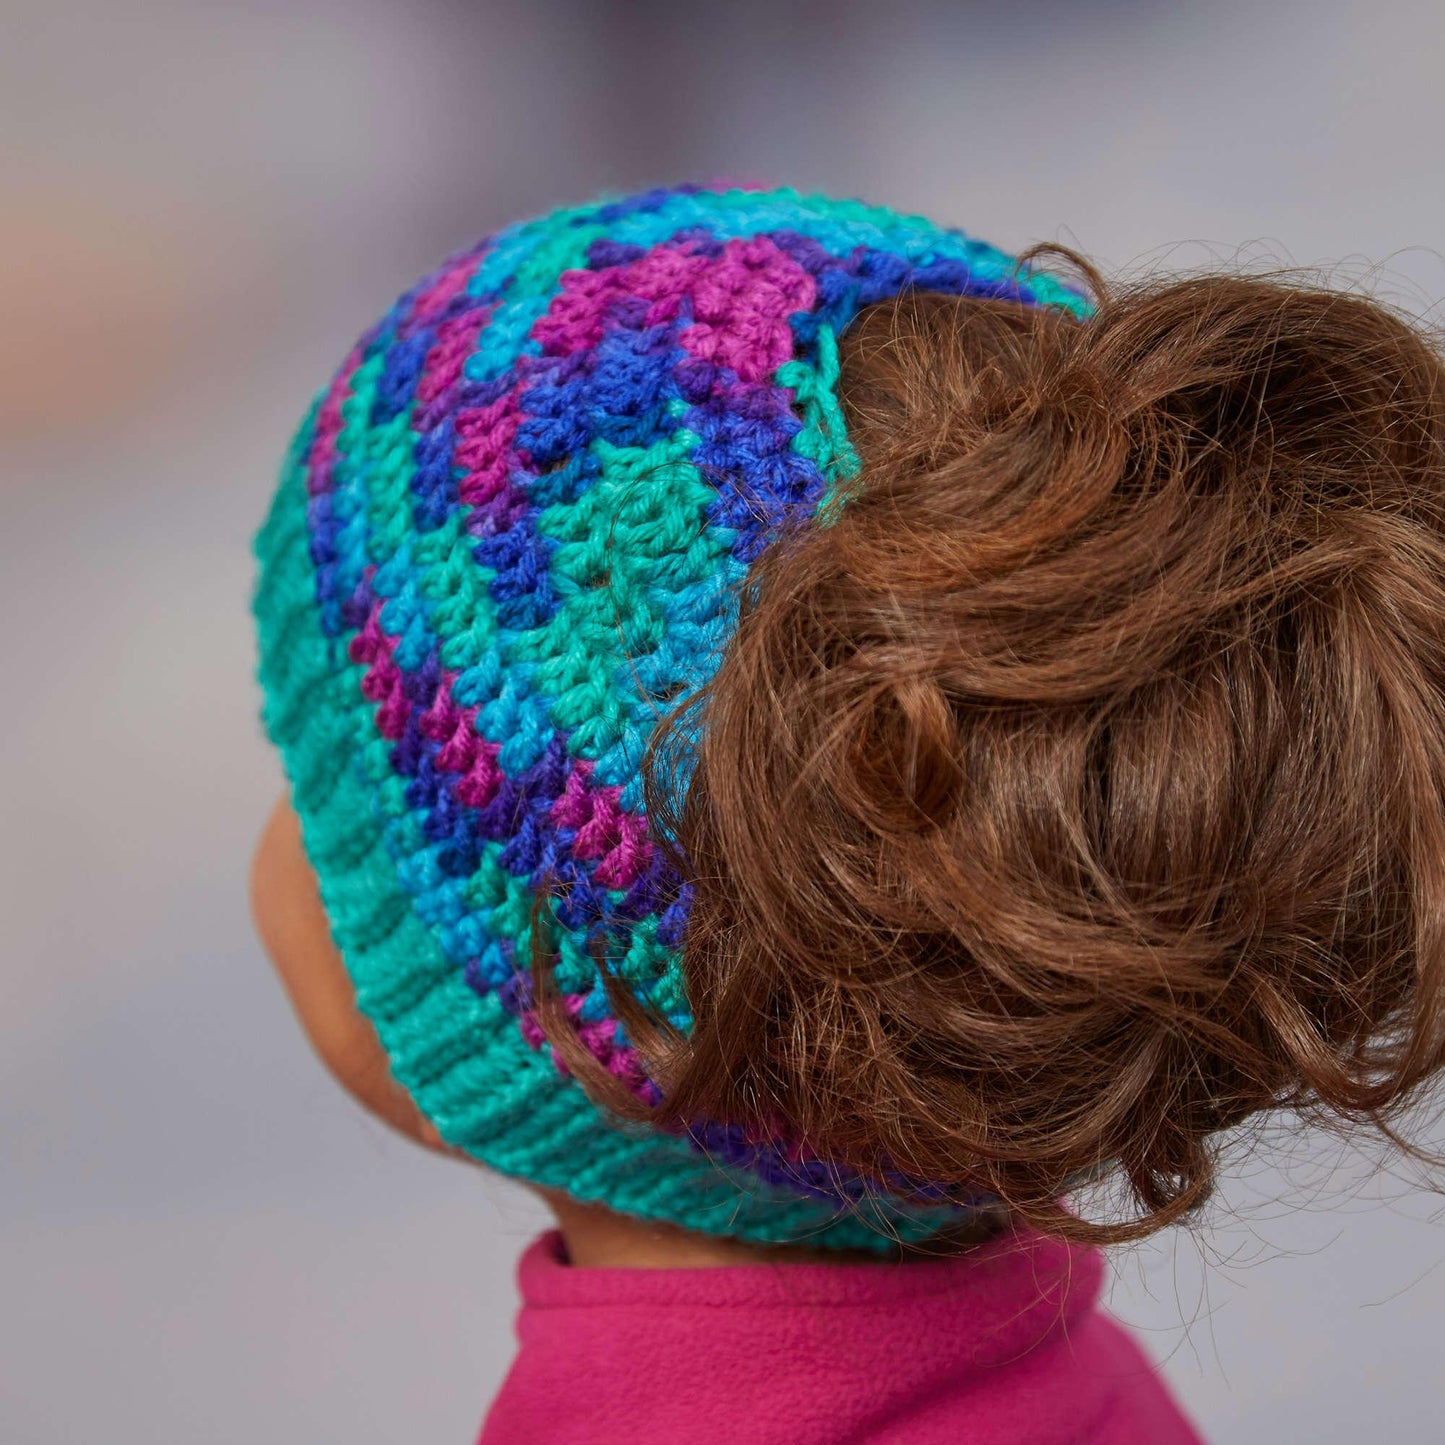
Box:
[4,1,1445,1440]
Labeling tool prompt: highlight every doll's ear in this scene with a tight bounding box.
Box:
[249,794,445,1153]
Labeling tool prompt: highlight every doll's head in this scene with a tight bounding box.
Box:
[251,183,1445,1252]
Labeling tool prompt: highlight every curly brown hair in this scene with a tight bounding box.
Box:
[535,245,1445,1243]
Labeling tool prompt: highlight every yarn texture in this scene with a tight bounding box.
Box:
[252,183,1089,1250]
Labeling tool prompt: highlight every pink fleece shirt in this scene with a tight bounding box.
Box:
[478,1227,1204,1444]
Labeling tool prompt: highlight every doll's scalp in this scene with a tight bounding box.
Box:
[578,250,1445,1242]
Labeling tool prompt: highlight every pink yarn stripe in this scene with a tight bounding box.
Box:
[534,236,815,384]
[549,762,651,890]
[680,235,816,383]
[347,599,655,1088]
[417,304,494,411]
[518,990,651,1088]
[454,389,525,511]
[349,601,654,887]
[403,248,487,336]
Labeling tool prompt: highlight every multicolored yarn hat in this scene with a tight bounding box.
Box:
[252,183,1091,1251]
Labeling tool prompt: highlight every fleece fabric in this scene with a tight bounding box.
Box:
[477,1227,1205,1444]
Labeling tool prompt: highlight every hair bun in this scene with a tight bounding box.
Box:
[605,257,1445,1242]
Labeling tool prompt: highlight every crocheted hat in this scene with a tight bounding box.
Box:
[252,183,1090,1251]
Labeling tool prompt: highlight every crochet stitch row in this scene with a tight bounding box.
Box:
[253,183,1089,1248]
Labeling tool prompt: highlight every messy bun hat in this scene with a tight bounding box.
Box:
[252,183,1090,1250]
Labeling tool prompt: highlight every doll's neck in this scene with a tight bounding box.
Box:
[536,1188,1007,1268]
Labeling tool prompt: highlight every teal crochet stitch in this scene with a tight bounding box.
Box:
[252,182,1090,1250]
